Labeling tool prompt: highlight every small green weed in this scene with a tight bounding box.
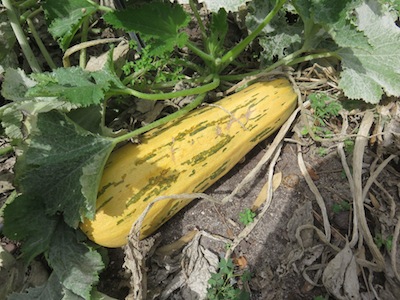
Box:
[225,243,232,250]
[207,258,250,300]
[316,147,328,157]
[309,93,342,120]
[343,139,355,153]
[313,295,329,300]
[374,233,393,251]
[332,200,351,213]
[340,167,353,179]
[303,93,342,138]
[239,208,256,226]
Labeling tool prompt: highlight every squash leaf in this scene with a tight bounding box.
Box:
[42,0,98,50]
[48,222,104,299]
[0,68,76,141]
[103,2,190,55]
[7,272,63,300]
[13,110,114,228]
[27,67,119,107]
[4,219,104,299]
[336,1,400,103]
[3,194,60,263]
[246,0,303,64]
[293,0,400,103]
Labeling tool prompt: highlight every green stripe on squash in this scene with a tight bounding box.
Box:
[80,78,297,247]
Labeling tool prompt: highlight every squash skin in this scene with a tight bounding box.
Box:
[80,78,297,247]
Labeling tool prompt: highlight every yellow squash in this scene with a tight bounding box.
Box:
[80,78,297,247]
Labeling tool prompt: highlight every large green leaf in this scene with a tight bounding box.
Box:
[3,194,60,262]
[48,223,104,299]
[14,111,114,228]
[7,272,63,300]
[293,0,400,103]
[42,0,98,50]
[0,68,76,141]
[103,2,190,55]
[27,67,117,107]
[247,0,303,63]
[337,1,400,103]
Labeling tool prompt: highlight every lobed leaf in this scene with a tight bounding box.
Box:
[336,1,400,103]
[42,0,98,50]
[3,194,60,263]
[48,223,104,299]
[14,111,114,228]
[247,0,303,63]
[27,67,116,107]
[103,2,190,55]
[7,272,63,300]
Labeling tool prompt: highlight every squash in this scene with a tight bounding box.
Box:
[80,78,297,247]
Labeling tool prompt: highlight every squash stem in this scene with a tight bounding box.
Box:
[26,14,57,70]
[79,17,90,68]
[189,0,207,42]
[286,51,341,66]
[3,0,41,72]
[186,41,216,67]
[111,76,220,100]
[111,93,207,145]
[0,145,14,156]
[219,0,287,72]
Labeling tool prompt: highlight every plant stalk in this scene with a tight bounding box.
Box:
[189,0,207,42]
[3,0,42,72]
[0,145,14,156]
[79,17,90,68]
[219,0,287,72]
[113,76,220,101]
[186,41,216,66]
[26,16,57,69]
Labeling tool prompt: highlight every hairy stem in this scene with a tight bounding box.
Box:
[286,51,341,66]
[26,14,57,69]
[189,0,207,42]
[219,0,287,72]
[79,17,90,68]
[186,41,216,66]
[113,76,220,101]
[0,145,14,156]
[3,0,41,72]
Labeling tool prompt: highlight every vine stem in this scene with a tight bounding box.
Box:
[3,0,41,72]
[219,0,287,72]
[189,0,207,42]
[112,76,220,101]
[221,49,338,82]
[112,93,207,145]
[0,145,14,156]
[85,0,113,12]
[79,17,90,68]
[18,0,38,9]
[286,51,341,66]
[186,41,216,66]
[26,10,57,69]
